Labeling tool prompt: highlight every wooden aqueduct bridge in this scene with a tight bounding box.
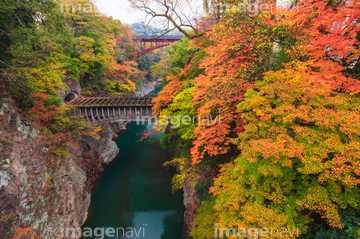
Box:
[68,95,155,125]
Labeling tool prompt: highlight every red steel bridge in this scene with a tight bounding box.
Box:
[133,35,183,58]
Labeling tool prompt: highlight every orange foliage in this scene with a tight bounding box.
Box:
[12,227,40,239]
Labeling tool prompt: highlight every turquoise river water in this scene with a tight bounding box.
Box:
[82,87,185,239]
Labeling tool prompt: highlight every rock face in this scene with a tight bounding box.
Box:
[137,79,161,96]
[182,181,201,239]
[82,123,126,165]
[0,98,127,238]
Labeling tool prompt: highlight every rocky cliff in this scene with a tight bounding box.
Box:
[137,79,161,97]
[182,181,201,238]
[0,97,126,238]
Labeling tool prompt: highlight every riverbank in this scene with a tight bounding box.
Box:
[138,78,162,97]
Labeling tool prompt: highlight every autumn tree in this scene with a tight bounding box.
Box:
[0,0,75,94]
[129,0,212,38]
[195,62,360,237]
[63,0,145,95]
[152,0,360,238]
[191,0,360,238]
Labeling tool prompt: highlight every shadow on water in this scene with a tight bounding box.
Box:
[81,87,184,239]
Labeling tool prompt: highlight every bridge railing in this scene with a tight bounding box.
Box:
[80,94,151,98]
[133,34,183,40]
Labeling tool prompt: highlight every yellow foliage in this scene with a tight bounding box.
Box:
[164,157,200,192]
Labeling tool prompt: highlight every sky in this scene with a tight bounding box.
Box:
[92,0,204,27]
[90,0,294,26]
[92,0,147,25]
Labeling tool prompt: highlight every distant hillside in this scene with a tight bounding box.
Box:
[130,21,183,37]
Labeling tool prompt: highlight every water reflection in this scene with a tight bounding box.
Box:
[82,121,184,239]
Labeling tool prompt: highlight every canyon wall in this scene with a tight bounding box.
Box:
[0,97,126,238]
[182,181,200,238]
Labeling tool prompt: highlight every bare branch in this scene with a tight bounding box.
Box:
[128,0,207,39]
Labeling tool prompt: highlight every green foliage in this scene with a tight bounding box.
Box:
[138,52,161,71]
[301,207,360,239]
[1,0,145,99]
[270,46,291,71]
[190,197,217,239]
[195,180,214,202]
[1,0,74,94]
[159,132,179,152]
[1,72,34,109]
[151,39,199,83]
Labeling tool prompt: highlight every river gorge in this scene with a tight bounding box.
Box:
[82,87,185,239]
[0,86,187,239]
